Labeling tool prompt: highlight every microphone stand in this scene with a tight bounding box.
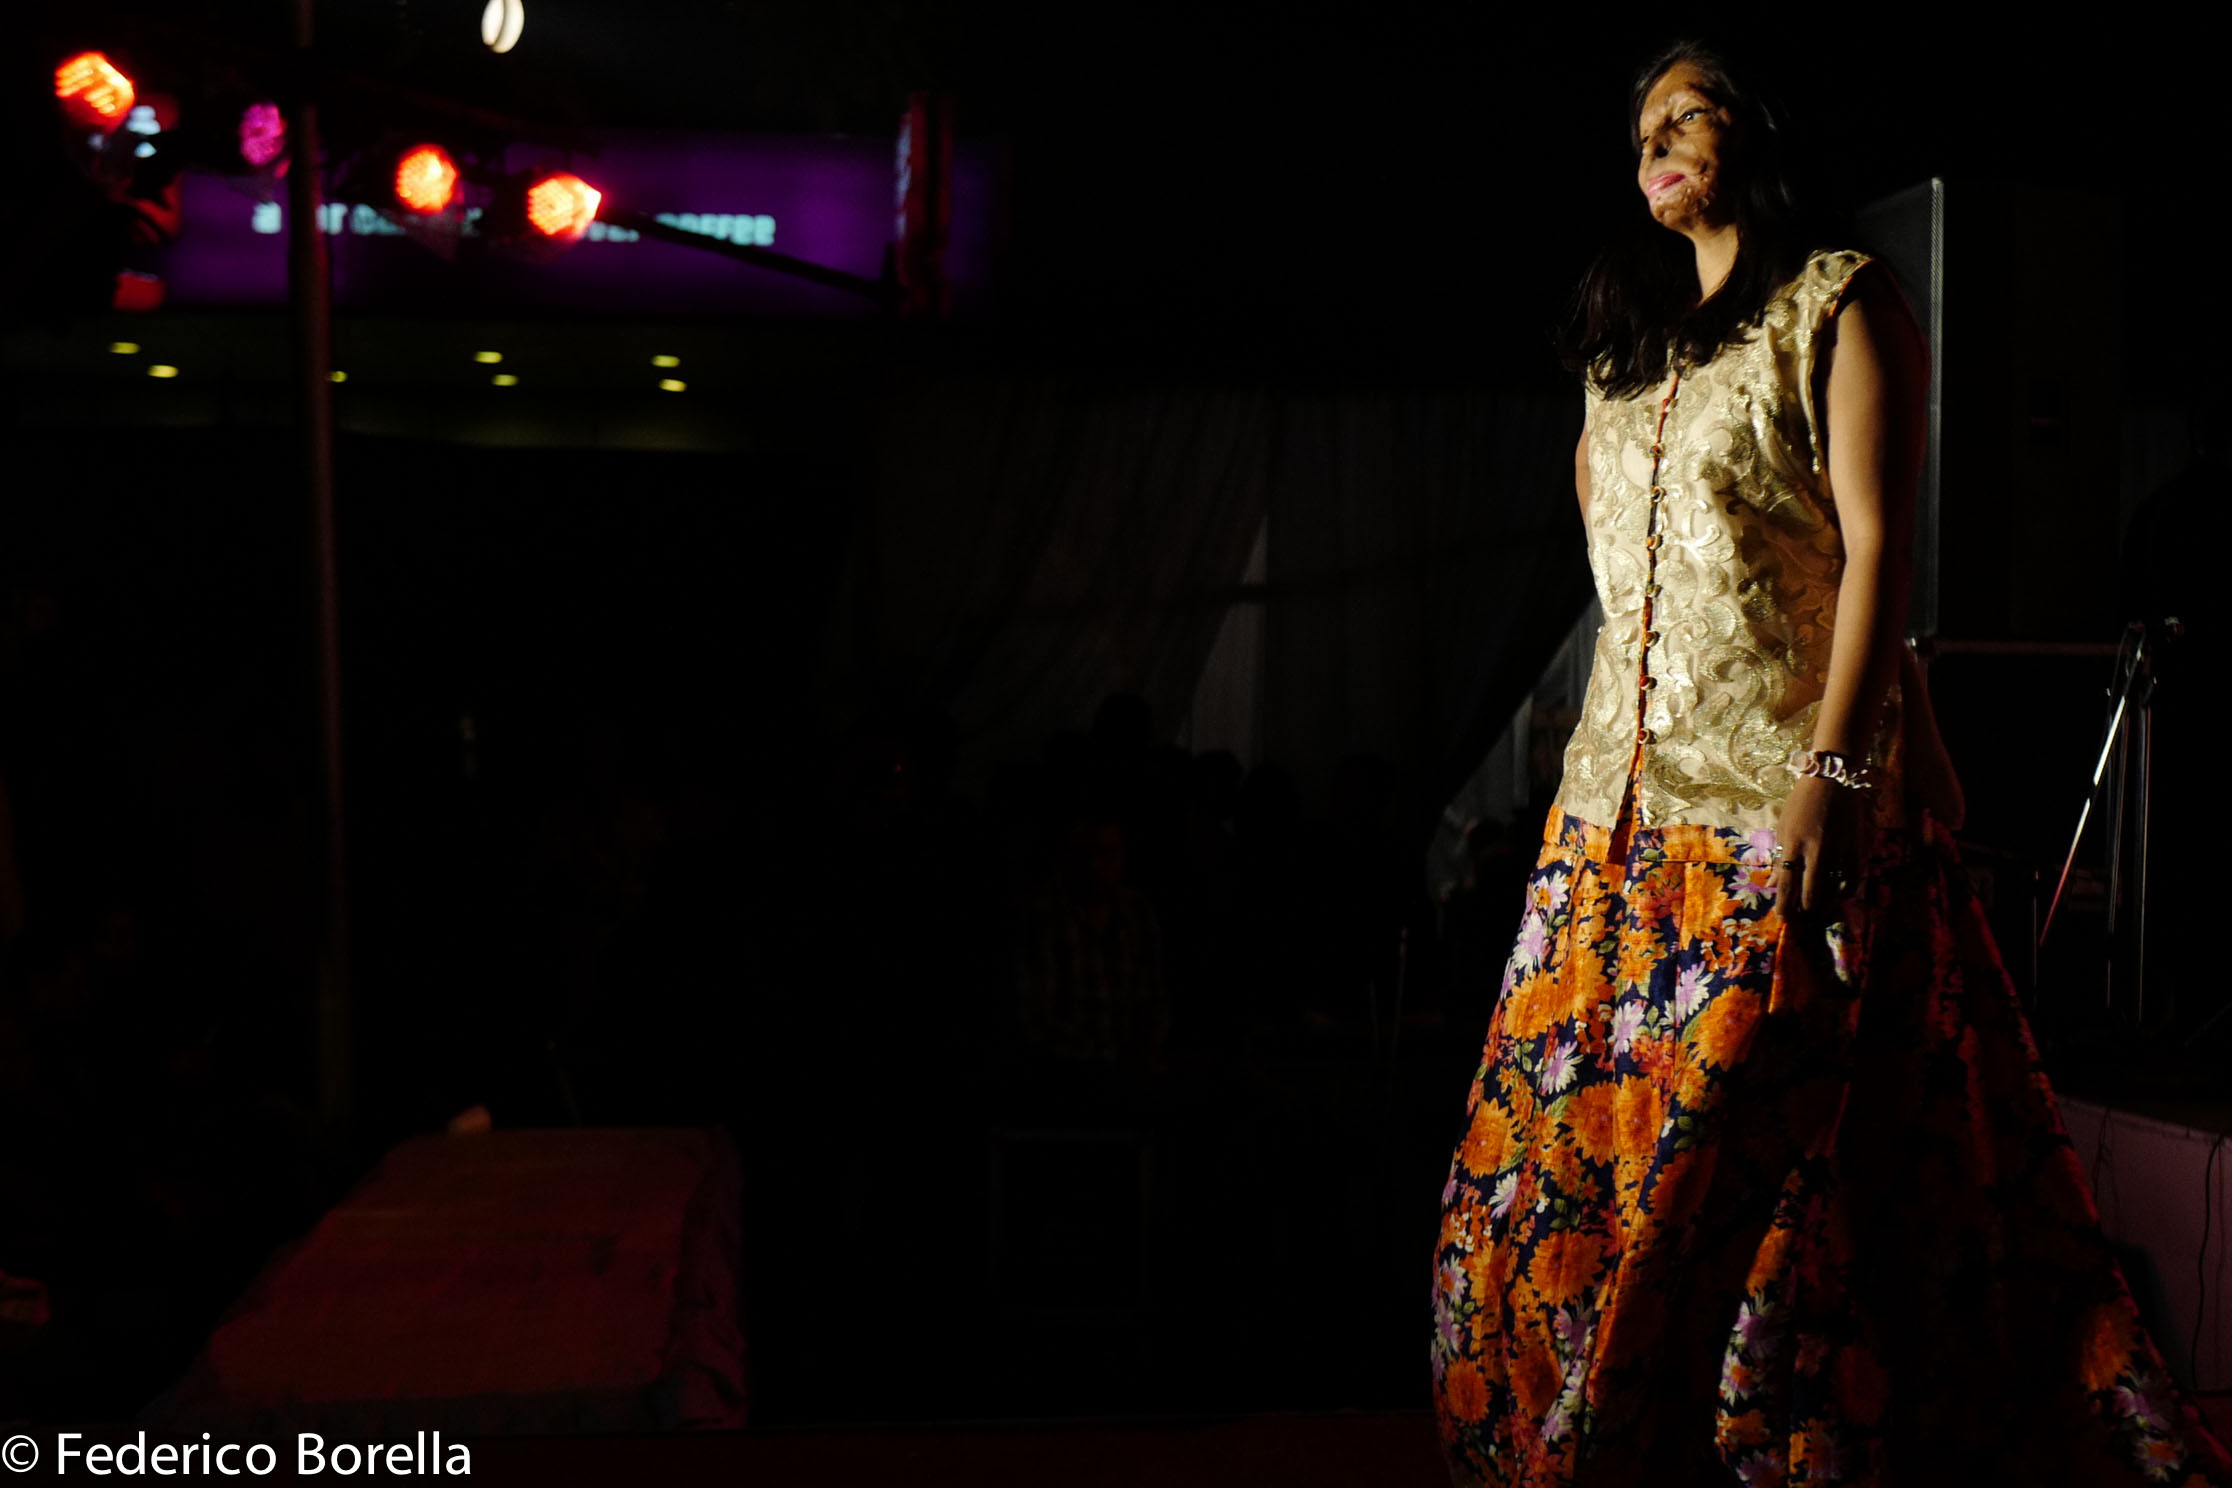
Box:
[2039,618,2176,1024]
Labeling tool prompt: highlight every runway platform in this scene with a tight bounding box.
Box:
[2060,1094,2232,1392]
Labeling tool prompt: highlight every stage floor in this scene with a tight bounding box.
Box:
[458,1398,2232,1486]
[472,1408,1452,1485]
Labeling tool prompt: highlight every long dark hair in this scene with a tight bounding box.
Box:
[1558,40,1843,399]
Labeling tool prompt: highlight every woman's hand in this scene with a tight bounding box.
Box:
[1770,775,1865,916]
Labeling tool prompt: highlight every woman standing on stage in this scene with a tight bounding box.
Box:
[1428,39,2232,1488]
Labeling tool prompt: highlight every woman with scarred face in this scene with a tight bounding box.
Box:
[1427,38,2232,1488]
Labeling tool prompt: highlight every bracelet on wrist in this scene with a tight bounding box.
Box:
[1792,748,1880,791]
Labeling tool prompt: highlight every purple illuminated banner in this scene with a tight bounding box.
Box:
[154,129,1000,317]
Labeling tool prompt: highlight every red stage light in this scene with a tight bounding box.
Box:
[113,271,165,313]
[55,51,135,131]
[394,145,459,214]
[524,172,599,239]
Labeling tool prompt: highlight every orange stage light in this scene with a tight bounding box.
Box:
[55,52,135,131]
[524,173,600,239]
[394,145,460,214]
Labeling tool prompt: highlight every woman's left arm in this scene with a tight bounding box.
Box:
[1772,267,1929,912]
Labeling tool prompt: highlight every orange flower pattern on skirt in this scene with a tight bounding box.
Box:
[1430,804,2232,1488]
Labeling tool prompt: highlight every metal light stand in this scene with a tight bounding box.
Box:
[2039,619,2174,1025]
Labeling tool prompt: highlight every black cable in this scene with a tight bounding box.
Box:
[2197,1123,2229,1391]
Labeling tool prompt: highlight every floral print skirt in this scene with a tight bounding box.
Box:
[1430,800,2232,1487]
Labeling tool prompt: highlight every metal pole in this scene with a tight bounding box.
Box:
[288,0,350,1129]
[2104,691,2128,1015]
[2104,691,2127,938]
[2039,629,2145,947]
[2133,688,2150,1026]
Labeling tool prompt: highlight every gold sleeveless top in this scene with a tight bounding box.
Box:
[1553,246,1905,837]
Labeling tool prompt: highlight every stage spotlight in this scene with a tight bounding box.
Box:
[524,172,599,240]
[113,271,165,311]
[481,0,525,54]
[395,145,460,214]
[56,52,135,132]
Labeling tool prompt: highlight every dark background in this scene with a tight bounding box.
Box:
[2,0,2222,1432]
